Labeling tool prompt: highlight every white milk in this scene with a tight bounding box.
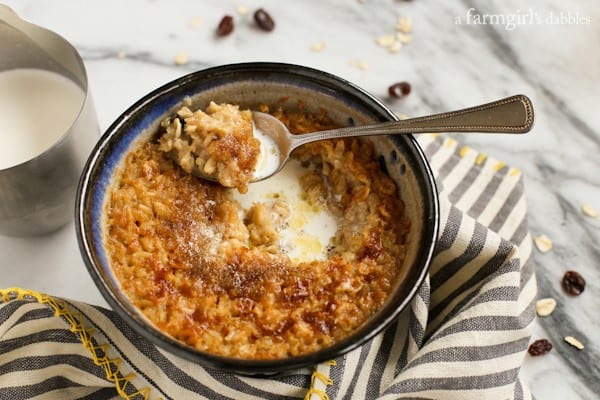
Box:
[252,126,281,180]
[233,159,338,263]
[0,69,85,170]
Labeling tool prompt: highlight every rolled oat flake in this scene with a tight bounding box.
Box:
[564,336,584,350]
[534,234,553,253]
[535,298,557,317]
[581,203,598,218]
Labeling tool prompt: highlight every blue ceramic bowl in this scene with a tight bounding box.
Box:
[75,63,439,375]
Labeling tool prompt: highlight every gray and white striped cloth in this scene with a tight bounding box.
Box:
[0,134,536,400]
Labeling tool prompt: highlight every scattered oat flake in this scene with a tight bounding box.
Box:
[376,34,396,47]
[581,203,598,218]
[236,5,250,15]
[534,234,552,253]
[350,59,369,70]
[388,42,402,53]
[535,298,557,317]
[396,16,413,33]
[564,336,584,350]
[311,41,326,52]
[174,52,189,66]
[396,32,412,44]
[117,51,126,60]
[188,17,202,28]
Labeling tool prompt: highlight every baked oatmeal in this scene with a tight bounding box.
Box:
[158,100,260,193]
[105,103,410,359]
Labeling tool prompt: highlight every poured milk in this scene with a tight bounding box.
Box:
[0,69,85,170]
[233,159,337,262]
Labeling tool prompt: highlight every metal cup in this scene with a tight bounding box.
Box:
[0,5,100,237]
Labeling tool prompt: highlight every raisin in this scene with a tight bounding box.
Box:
[528,339,552,356]
[562,270,585,295]
[254,8,275,31]
[217,15,234,36]
[388,81,411,98]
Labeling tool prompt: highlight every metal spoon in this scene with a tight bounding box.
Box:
[201,94,534,183]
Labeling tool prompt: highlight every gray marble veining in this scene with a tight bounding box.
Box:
[0,0,597,398]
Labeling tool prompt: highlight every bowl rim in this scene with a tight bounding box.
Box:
[75,62,439,374]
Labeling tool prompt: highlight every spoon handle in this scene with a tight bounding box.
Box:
[290,94,534,148]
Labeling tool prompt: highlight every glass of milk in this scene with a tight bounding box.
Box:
[0,6,100,236]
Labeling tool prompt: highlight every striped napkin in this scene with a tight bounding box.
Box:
[0,134,536,400]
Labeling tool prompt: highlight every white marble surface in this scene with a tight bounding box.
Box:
[0,0,598,398]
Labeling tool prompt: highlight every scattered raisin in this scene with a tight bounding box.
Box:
[254,8,275,31]
[388,81,411,98]
[562,270,585,295]
[217,15,234,36]
[528,339,553,356]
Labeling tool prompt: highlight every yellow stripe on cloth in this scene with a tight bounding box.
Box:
[305,361,336,400]
[0,288,158,400]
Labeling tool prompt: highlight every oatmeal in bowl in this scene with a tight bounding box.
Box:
[76,63,439,374]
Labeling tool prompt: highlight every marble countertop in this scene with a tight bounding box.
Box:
[1,0,597,398]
